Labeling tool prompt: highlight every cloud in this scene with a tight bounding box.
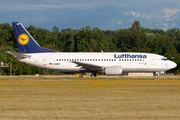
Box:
[162,8,180,18]
[0,1,90,11]
[0,1,101,11]
[0,0,129,11]
[0,2,43,11]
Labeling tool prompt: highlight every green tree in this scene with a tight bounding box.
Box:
[78,38,88,52]
[52,25,59,34]
[1,21,180,75]
[134,20,141,31]
[0,23,13,47]
[64,31,74,52]
[132,23,137,31]
[87,39,97,52]
[131,21,141,31]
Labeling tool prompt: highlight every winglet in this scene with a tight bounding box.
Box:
[12,22,56,53]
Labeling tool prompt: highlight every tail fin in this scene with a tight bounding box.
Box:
[12,22,56,53]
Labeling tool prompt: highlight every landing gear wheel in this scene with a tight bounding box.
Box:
[94,73,97,77]
[155,74,159,78]
[90,72,97,77]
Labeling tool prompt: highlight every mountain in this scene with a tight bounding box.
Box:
[60,4,180,30]
[1,2,180,31]
[59,5,131,30]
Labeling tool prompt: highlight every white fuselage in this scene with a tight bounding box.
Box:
[16,52,177,73]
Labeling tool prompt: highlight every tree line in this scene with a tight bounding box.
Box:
[0,21,180,75]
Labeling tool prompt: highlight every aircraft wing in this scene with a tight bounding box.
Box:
[72,61,104,71]
[7,51,31,58]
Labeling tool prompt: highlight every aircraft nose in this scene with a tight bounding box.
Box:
[170,61,177,69]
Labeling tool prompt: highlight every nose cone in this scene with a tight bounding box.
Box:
[170,61,177,69]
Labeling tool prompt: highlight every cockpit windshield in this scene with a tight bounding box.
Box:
[161,57,169,61]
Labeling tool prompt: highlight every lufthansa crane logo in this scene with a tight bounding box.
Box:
[18,34,29,45]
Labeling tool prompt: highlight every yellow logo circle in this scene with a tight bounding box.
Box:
[18,34,29,45]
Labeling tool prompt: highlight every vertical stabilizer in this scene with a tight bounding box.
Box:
[12,22,56,53]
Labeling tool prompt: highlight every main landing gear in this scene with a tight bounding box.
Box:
[154,72,159,78]
[90,72,97,77]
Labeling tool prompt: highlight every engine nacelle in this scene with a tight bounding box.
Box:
[104,66,122,76]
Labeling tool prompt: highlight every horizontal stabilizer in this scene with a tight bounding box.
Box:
[7,51,31,58]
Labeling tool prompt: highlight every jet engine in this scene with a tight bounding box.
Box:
[104,66,122,76]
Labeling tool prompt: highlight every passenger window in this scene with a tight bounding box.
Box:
[104,59,106,61]
[102,59,103,61]
[119,59,121,61]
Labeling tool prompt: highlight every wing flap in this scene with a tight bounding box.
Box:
[71,61,104,71]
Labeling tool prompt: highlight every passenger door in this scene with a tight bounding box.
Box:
[42,56,47,66]
[151,56,156,66]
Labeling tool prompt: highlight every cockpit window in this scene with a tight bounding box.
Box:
[161,57,169,61]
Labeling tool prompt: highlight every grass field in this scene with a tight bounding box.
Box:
[0,75,180,119]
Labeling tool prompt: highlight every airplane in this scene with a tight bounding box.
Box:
[7,22,177,77]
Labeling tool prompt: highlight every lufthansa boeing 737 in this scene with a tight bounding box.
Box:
[7,22,177,77]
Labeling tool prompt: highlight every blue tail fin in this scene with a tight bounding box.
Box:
[12,22,56,53]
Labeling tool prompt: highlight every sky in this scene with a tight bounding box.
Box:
[0,0,179,11]
[0,0,180,30]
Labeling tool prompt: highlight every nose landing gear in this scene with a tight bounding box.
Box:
[155,72,159,78]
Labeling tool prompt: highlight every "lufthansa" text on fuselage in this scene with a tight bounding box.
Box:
[114,54,147,58]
